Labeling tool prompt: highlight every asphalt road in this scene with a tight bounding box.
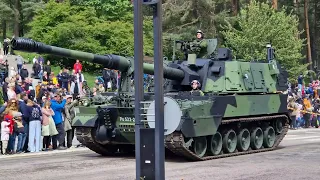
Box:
[1,128,320,180]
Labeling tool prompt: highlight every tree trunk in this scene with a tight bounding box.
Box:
[293,0,298,14]
[304,0,312,69]
[232,0,238,16]
[312,1,318,69]
[2,20,7,39]
[13,0,20,37]
[272,0,278,10]
[293,0,299,38]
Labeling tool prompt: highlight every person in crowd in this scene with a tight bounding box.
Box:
[6,98,19,154]
[41,100,58,151]
[50,93,67,150]
[32,56,37,64]
[15,55,24,74]
[7,82,16,100]
[73,59,82,74]
[288,96,298,130]
[38,61,44,81]
[64,95,78,148]
[77,70,85,95]
[2,77,9,102]
[1,110,12,155]
[303,95,312,128]
[14,111,25,153]
[44,60,51,76]
[32,60,41,79]
[61,68,69,91]
[102,68,111,90]
[3,38,9,55]
[42,71,49,84]
[18,92,30,153]
[20,64,29,81]
[9,67,16,78]
[26,99,42,152]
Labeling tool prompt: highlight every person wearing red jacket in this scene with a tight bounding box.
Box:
[73,60,82,74]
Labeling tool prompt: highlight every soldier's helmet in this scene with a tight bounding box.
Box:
[197,30,203,34]
[191,79,201,87]
[196,30,204,39]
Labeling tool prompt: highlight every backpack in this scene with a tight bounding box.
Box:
[31,107,40,119]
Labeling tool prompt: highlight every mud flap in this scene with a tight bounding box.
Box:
[95,124,110,144]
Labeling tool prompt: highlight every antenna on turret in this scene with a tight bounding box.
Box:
[266,43,275,63]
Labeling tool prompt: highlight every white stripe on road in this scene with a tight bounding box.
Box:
[0,147,89,159]
[304,138,320,142]
[284,136,320,140]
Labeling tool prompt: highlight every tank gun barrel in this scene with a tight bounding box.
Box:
[11,38,185,80]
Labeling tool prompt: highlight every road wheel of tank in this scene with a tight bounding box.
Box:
[223,129,237,153]
[250,127,263,150]
[237,128,250,152]
[263,126,276,148]
[207,132,223,156]
[191,136,207,158]
[274,119,283,134]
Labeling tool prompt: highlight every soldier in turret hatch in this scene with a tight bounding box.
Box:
[190,30,208,58]
[190,80,204,96]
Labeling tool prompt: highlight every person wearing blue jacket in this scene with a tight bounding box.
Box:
[0,102,7,114]
[50,93,67,150]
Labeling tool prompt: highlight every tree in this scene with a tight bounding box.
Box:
[70,0,133,21]
[0,0,14,39]
[222,0,306,82]
[27,0,154,71]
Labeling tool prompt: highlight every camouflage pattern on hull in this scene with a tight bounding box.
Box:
[74,93,289,142]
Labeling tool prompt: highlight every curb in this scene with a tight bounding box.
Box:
[0,147,89,159]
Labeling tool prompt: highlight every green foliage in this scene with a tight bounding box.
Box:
[21,0,46,30]
[221,0,305,81]
[27,0,153,71]
[70,0,133,21]
[14,50,38,63]
[302,69,317,85]
[162,0,233,59]
[0,0,14,20]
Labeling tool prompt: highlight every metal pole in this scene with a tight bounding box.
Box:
[153,1,165,180]
[134,0,144,179]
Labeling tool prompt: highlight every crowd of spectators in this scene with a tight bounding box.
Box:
[287,74,320,129]
[0,55,112,155]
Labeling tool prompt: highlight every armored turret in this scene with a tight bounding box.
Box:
[12,37,288,94]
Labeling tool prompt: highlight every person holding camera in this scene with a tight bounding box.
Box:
[63,95,79,148]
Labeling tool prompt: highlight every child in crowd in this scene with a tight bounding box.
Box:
[13,111,26,153]
[1,110,13,154]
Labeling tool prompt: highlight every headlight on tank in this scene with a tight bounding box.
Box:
[83,100,89,106]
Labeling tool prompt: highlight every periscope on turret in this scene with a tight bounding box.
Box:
[11,37,291,161]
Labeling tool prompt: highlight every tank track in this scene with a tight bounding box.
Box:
[165,114,289,161]
[75,127,119,156]
[75,114,289,160]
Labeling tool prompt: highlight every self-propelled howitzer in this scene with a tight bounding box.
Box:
[12,37,291,161]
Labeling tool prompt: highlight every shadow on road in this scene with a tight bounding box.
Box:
[76,149,190,163]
